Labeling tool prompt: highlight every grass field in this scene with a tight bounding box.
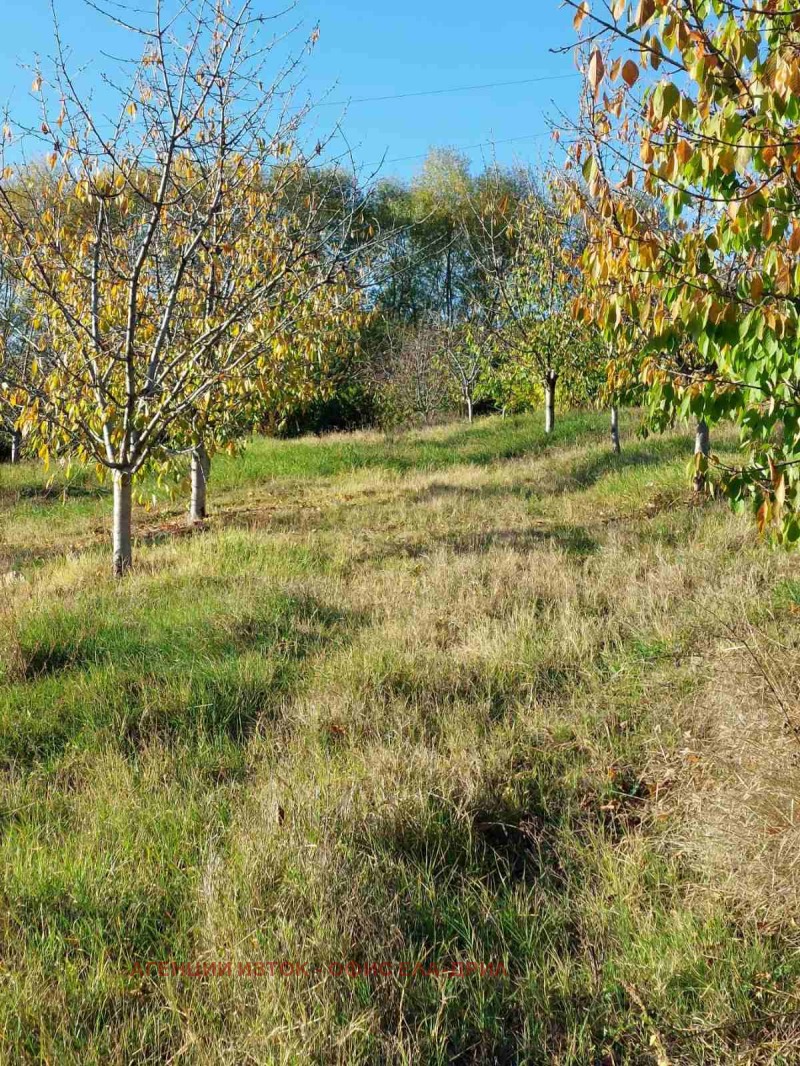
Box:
[1,410,800,1064]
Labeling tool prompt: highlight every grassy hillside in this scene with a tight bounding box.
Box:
[1,411,799,1064]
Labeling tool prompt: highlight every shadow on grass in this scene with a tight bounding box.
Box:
[215,412,610,485]
[546,435,692,495]
[119,595,366,751]
[338,749,644,1062]
[445,524,599,558]
[2,592,367,766]
[374,436,693,519]
[344,738,766,1063]
[361,522,599,565]
[16,483,110,503]
[405,438,690,510]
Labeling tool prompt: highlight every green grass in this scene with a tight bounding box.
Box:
[215,410,611,483]
[1,410,799,1064]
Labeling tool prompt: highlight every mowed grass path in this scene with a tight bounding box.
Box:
[1,412,800,1064]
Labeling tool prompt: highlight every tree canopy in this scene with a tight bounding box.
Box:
[568,0,800,541]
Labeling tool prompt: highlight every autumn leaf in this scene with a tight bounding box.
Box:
[675,139,693,166]
[574,1,590,32]
[621,60,639,87]
[756,499,770,534]
[588,50,606,97]
[776,474,786,511]
[635,0,655,27]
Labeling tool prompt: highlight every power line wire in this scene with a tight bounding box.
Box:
[315,72,579,109]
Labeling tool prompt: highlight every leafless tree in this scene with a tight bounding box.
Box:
[370,321,454,426]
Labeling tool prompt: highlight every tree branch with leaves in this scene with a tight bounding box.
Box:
[0,0,364,573]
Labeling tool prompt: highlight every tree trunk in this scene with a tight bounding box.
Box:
[10,429,21,464]
[190,444,211,522]
[544,370,557,434]
[693,419,710,493]
[610,405,621,454]
[112,470,133,577]
[465,392,473,424]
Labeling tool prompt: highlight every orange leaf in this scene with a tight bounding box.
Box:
[573,1,590,32]
[675,139,694,166]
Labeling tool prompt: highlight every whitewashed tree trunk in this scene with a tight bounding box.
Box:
[10,429,21,464]
[610,405,621,454]
[113,470,133,577]
[544,370,557,434]
[465,392,473,424]
[693,419,710,493]
[190,444,211,522]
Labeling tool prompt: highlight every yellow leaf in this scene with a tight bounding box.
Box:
[775,474,786,511]
[756,499,770,534]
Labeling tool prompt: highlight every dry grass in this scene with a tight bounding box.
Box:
[669,604,800,922]
[1,411,800,1063]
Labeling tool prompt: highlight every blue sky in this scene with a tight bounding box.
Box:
[0,0,582,183]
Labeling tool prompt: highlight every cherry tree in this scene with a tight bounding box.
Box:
[0,0,362,573]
